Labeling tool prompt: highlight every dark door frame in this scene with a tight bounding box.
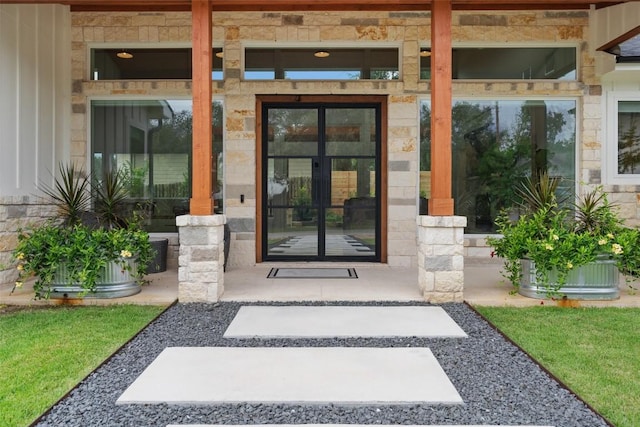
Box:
[256,95,388,263]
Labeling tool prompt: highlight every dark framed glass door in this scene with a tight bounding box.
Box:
[262,103,380,261]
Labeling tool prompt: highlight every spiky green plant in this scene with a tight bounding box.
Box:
[40,163,91,226]
[515,171,568,214]
[93,167,130,229]
[574,187,621,234]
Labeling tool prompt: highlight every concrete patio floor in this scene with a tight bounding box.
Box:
[2,258,639,307]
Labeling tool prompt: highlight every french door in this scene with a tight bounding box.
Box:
[261,101,382,261]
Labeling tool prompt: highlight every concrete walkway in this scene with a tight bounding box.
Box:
[2,258,639,306]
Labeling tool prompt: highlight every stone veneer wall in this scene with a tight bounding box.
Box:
[0,198,57,286]
[66,9,625,270]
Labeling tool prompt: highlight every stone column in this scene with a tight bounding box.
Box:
[176,214,226,302]
[417,215,467,303]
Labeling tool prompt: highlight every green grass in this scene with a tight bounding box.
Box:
[0,305,165,427]
[475,306,640,427]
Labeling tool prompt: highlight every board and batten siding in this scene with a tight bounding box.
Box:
[0,4,71,198]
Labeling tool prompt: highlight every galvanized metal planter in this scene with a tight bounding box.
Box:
[46,259,141,299]
[519,258,620,300]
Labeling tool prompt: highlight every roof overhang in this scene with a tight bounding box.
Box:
[0,0,628,12]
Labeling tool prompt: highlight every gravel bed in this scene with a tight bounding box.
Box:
[35,302,610,427]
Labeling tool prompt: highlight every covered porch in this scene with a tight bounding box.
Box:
[1,0,638,304]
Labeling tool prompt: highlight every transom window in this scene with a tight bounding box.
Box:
[420,47,577,80]
[90,48,223,80]
[244,47,399,80]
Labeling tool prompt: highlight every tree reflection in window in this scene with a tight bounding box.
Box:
[420,100,576,232]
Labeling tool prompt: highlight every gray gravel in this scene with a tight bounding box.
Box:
[34,302,610,427]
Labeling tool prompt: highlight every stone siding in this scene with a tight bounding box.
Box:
[0,197,57,286]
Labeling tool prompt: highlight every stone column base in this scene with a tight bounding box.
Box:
[417,215,467,303]
[176,214,226,302]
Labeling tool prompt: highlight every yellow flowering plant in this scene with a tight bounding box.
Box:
[487,183,640,296]
[13,222,153,298]
[12,163,154,298]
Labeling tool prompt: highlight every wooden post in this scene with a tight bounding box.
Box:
[190,0,214,215]
[428,0,454,216]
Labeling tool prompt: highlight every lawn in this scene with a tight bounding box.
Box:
[475,306,640,427]
[2,304,637,427]
[0,305,165,427]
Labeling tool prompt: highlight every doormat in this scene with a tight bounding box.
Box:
[267,267,358,279]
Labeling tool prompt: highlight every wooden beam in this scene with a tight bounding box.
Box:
[428,0,454,216]
[3,0,622,12]
[189,0,214,215]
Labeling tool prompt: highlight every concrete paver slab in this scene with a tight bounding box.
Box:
[117,347,463,405]
[223,306,467,338]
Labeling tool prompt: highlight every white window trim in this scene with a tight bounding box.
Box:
[604,91,640,185]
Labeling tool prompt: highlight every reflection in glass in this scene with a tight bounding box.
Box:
[325,108,376,156]
[420,99,576,232]
[330,158,376,204]
[420,47,576,80]
[325,208,375,256]
[267,109,318,156]
[618,101,640,174]
[91,48,223,80]
[264,104,379,260]
[246,48,399,80]
[91,99,224,232]
[267,208,318,257]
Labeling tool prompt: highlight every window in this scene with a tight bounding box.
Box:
[90,48,224,80]
[420,99,576,233]
[604,93,640,184]
[91,99,224,232]
[245,48,399,80]
[613,100,640,175]
[420,47,577,80]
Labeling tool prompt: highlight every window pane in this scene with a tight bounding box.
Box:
[91,99,224,232]
[618,101,640,174]
[245,48,399,80]
[420,99,576,232]
[267,108,318,156]
[325,108,377,156]
[91,48,223,80]
[420,47,576,80]
[266,208,319,257]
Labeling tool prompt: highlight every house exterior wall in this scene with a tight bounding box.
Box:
[2,7,638,284]
[0,4,70,285]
